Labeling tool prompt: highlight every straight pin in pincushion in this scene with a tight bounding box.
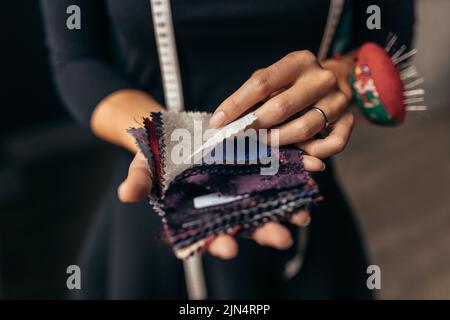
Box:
[350,40,426,126]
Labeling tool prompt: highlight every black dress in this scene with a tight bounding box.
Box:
[40,0,414,299]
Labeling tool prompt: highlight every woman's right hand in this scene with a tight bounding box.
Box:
[118,151,325,260]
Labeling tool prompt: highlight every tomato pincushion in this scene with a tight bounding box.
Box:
[349,40,424,126]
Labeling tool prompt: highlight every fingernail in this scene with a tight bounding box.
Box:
[320,162,326,171]
[209,111,226,128]
[302,216,312,227]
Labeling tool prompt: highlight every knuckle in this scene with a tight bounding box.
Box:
[251,68,265,77]
[321,70,337,88]
[347,112,355,127]
[128,162,138,175]
[284,52,302,72]
[250,70,272,96]
[129,165,147,177]
[298,50,316,63]
[335,91,350,109]
[227,96,239,112]
[308,146,319,158]
[286,50,316,66]
[272,98,293,116]
[333,136,347,153]
[286,51,301,61]
[296,121,314,140]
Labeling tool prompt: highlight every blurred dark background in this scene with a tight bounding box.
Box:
[0,0,117,298]
[0,0,449,299]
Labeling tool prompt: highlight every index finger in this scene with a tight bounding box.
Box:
[210,51,316,128]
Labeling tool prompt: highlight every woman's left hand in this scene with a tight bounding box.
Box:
[210,50,355,154]
[207,50,356,259]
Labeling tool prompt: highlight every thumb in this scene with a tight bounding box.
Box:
[118,153,153,203]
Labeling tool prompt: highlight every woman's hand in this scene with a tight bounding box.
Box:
[106,90,319,259]
[118,151,325,259]
[209,50,355,155]
[204,50,356,259]
[117,51,356,260]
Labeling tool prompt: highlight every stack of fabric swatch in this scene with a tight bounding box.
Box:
[129,112,321,259]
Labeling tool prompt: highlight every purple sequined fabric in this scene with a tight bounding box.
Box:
[129,112,321,259]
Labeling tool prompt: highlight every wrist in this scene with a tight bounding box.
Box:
[91,89,164,153]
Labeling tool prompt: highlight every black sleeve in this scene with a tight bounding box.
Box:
[40,0,136,125]
[351,0,415,50]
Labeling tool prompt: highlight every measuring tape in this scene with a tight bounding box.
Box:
[148,0,344,300]
[318,0,345,61]
[150,0,206,300]
[150,0,184,112]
